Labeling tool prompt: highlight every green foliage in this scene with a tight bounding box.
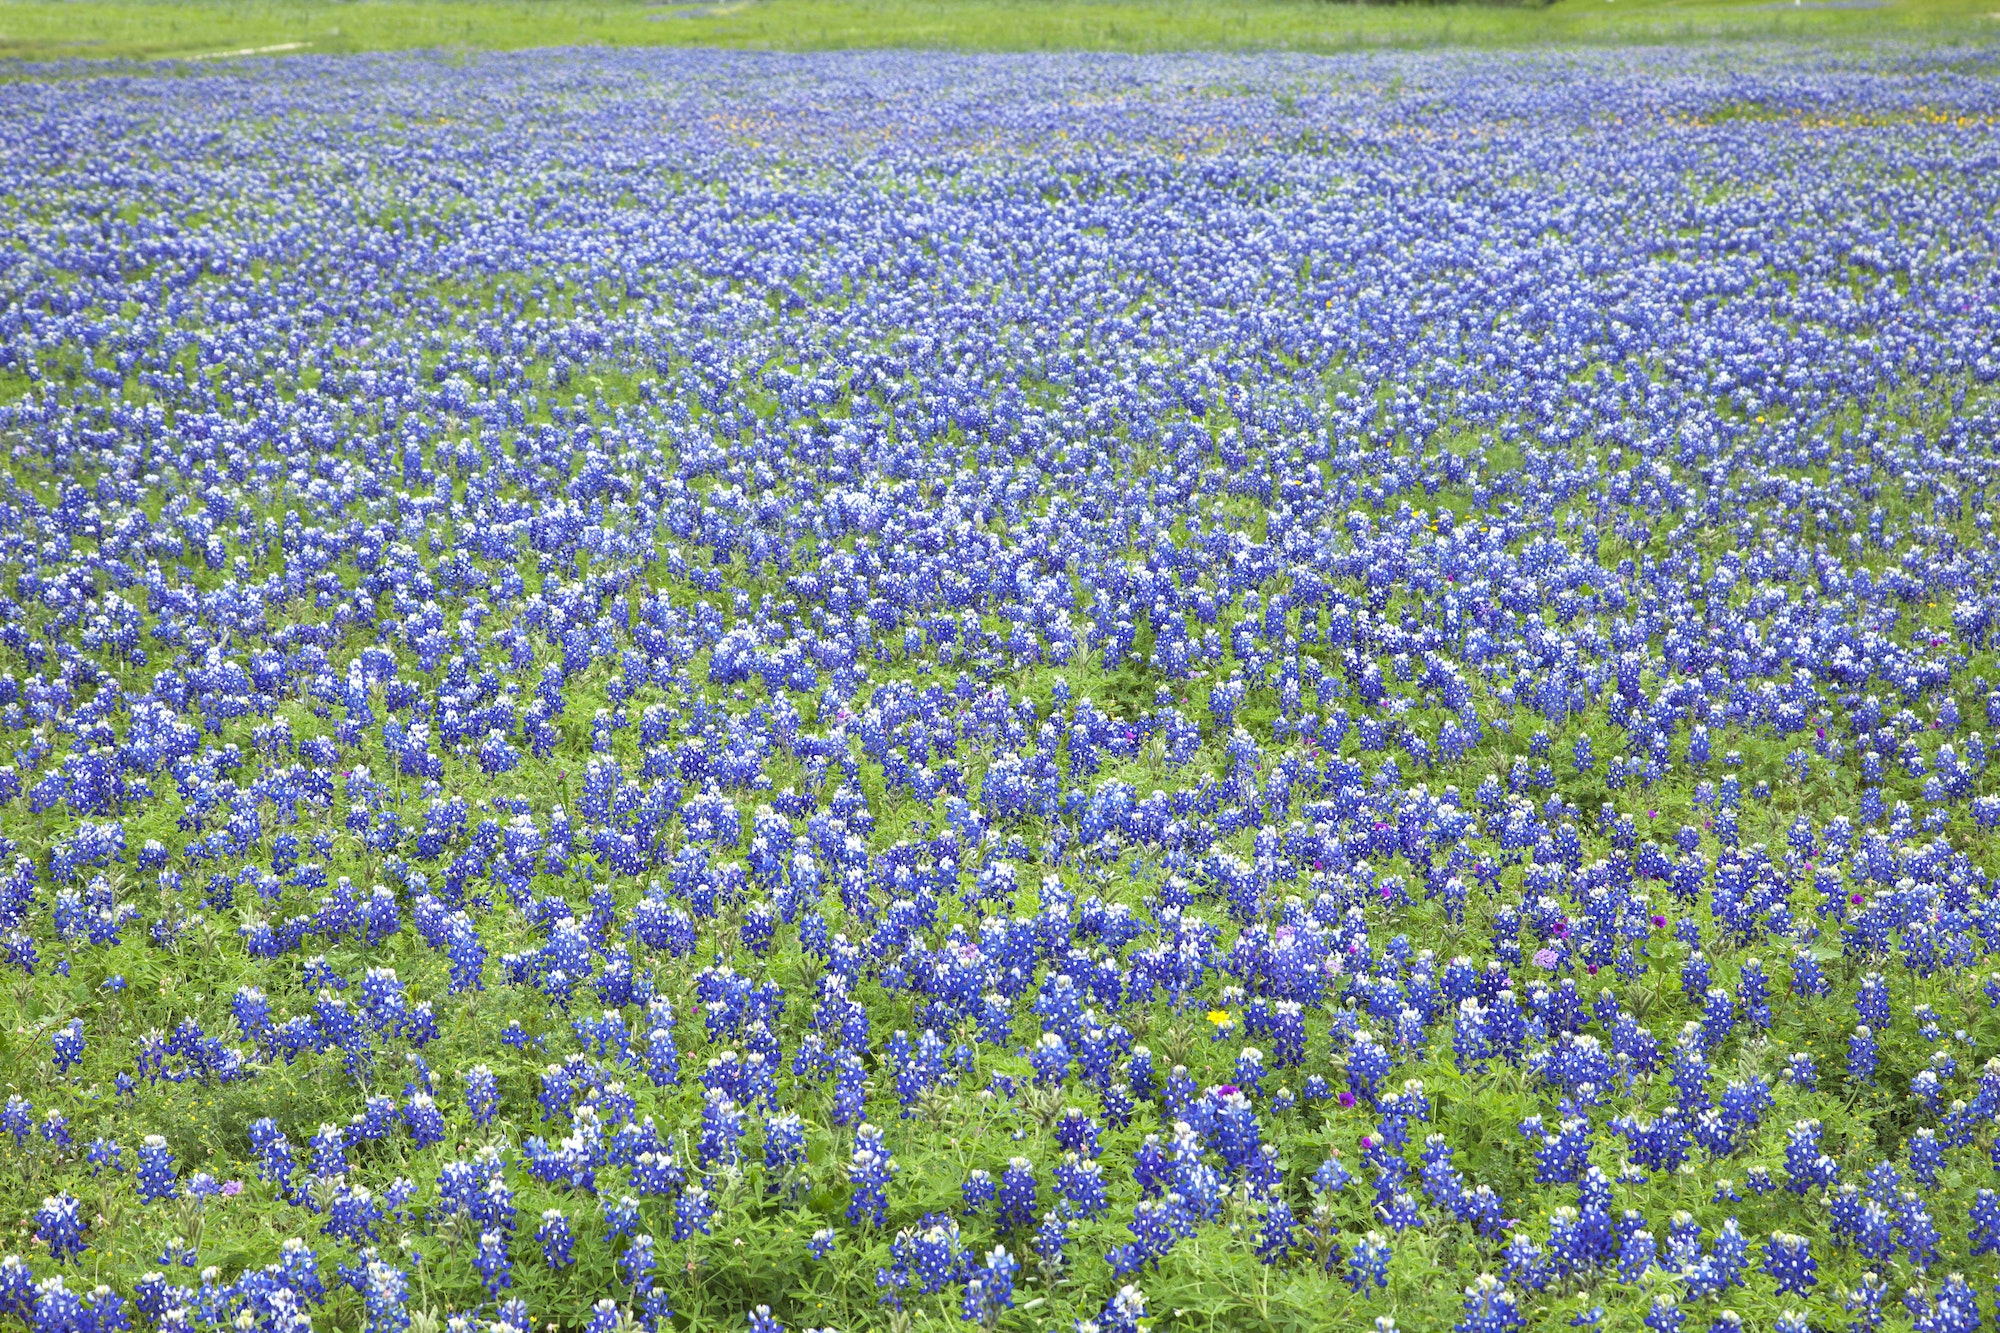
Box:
[0,0,1997,65]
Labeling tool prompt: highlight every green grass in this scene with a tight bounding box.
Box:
[0,0,1995,64]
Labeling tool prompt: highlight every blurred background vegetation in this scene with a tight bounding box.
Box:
[1,0,1995,64]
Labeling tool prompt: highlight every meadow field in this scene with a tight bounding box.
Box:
[0,24,1999,1333]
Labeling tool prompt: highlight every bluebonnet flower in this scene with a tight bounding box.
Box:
[1855,973,1891,1029]
[623,1232,659,1291]
[1268,1003,1307,1068]
[1970,1189,2000,1256]
[997,1157,1038,1231]
[602,1194,640,1244]
[1055,1153,1109,1220]
[832,1051,868,1126]
[1681,951,1712,1004]
[1313,1152,1353,1195]
[1111,1198,1181,1274]
[680,1184,720,1232]
[698,1090,746,1168]
[474,1229,511,1297]
[325,1183,384,1243]
[464,1064,500,1125]
[1379,1191,1422,1231]
[1907,1128,1943,1189]
[1782,1121,1838,1194]
[401,1095,446,1150]
[362,1261,408,1333]
[1848,1027,1878,1085]
[1761,1233,1815,1296]
[1897,1192,1939,1269]
[33,1194,84,1262]
[1669,1037,1712,1109]
[136,1135,177,1203]
[1856,1198,1898,1263]
[1,1096,31,1145]
[1456,1275,1524,1333]
[1347,1231,1392,1293]
[1497,1234,1551,1292]
[1528,1115,1592,1185]
[1055,1107,1101,1160]
[1844,1272,1887,1333]
[1616,1231,1656,1283]
[1029,1032,1070,1085]
[1090,1285,1147,1333]
[892,1213,965,1295]
[848,1124,896,1227]
[1904,1274,1979,1333]
[1033,1208,1069,1280]
[536,1210,573,1268]
[49,1020,84,1074]
[763,1110,805,1178]
[1347,1031,1393,1106]
[1256,1199,1295,1264]
[961,1245,1017,1328]
[86,1137,121,1175]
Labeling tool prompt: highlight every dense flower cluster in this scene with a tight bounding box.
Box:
[0,39,1998,1333]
